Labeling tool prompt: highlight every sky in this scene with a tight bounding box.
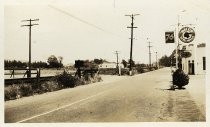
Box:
[3,0,210,65]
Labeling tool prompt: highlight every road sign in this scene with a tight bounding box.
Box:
[178,27,195,43]
[165,31,175,43]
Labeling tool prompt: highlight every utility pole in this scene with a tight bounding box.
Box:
[147,38,152,70]
[125,14,139,75]
[21,19,39,78]
[115,51,119,69]
[155,51,158,68]
[114,51,120,75]
[176,10,186,69]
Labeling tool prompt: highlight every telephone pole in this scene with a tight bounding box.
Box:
[114,51,120,75]
[115,51,119,68]
[147,38,152,70]
[155,51,158,68]
[125,14,139,75]
[21,19,39,78]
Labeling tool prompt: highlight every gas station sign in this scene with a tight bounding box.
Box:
[165,31,175,43]
[179,27,195,43]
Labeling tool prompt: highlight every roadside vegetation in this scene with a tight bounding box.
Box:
[4,56,164,101]
[5,71,102,101]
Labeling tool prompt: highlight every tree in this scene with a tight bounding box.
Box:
[121,59,127,68]
[93,58,103,65]
[159,55,171,67]
[47,55,60,68]
[4,60,27,68]
[58,56,64,68]
[128,59,135,68]
[31,61,48,68]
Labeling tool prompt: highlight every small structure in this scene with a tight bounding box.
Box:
[99,62,124,69]
[181,43,206,75]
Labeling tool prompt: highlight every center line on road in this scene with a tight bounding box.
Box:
[16,88,114,123]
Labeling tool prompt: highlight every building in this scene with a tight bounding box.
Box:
[181,43,206,75]
[99,62,124,69]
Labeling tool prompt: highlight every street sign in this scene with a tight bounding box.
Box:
[178,27,195,43]
[165,31,175,43]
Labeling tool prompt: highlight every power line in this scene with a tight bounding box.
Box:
[21,19,39,78]
[48,5,118,36]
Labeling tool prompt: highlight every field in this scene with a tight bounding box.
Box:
[4,69,76,79]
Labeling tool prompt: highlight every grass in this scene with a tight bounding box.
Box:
[5,71,102,101]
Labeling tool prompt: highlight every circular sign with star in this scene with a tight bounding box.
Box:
[178,27,195,43]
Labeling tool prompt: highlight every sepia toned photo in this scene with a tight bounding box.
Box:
[3,0,209,126]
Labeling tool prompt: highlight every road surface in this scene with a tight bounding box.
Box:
[5,68,205,122]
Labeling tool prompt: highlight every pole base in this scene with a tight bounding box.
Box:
[129,71,132,76]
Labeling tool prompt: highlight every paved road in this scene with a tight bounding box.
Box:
[5,68,205,123]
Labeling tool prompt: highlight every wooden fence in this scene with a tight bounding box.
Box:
[4,68,42,85]
[4,68,40,78]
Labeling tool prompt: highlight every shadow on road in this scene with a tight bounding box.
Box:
[155,86,186,91]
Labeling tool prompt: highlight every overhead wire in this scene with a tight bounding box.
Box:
[48,5,124,39]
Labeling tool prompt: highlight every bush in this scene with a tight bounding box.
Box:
[75,77,86,86]
[40,81,61,92]
[173,68,189,88]
[94,75,102,82]
[136,66,144,73]
[5,85,19,101]
[55,71,77,88]
[5,71,102,101]
[19,84,33,96]
[121,68,129,75]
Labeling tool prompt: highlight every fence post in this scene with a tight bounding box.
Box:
[36,68,40,83]
[10,68,15,78]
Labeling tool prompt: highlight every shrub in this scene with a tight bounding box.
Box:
[173,68,189,88]
[40,81,61,92]
[136,66,144,73]
[121,68,129,75]
[95,75,102,82]
[19,83,33,96]
[75,77,86,86]
[55,71,77,88]
[5,85,19,101]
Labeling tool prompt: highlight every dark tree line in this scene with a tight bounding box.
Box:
[159,55,171,67]
[4,60,48,68]
[4,60,28,68]
[5,55,64,69]
[159,48,192,67]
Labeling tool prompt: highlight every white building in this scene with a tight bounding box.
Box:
[181,43,206,75]
[99,62,124,69]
